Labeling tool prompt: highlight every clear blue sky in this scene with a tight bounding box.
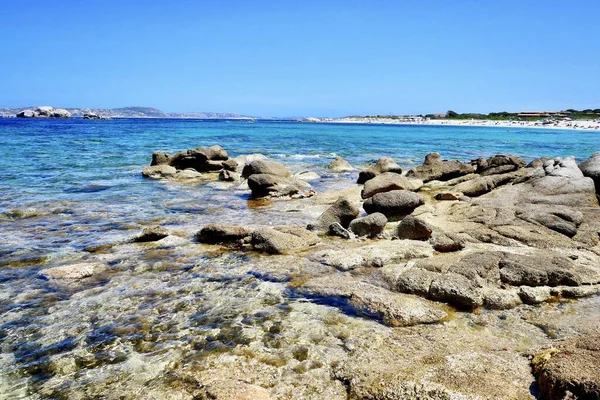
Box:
[1,0,598,117]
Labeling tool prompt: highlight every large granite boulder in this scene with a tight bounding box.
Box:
[349,212,387,238]
[406,153,475,182]
[357,157,403,184]
[51,108,72,118]
[327,156,355,172]
[362,190,425,220]
[308,196,360,232]
[579,152,600,195]
[242,160,291,179]
[361,172,422,199]
[476,154,526,175]
[169,145,229,172]
[251,226,319,254]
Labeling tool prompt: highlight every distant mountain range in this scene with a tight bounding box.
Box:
[0,106,256,119]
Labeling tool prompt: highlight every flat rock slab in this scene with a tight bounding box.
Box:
[39,263,104,280]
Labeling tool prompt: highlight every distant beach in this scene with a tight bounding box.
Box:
[304,116,600,131]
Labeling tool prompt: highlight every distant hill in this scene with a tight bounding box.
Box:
[0,106,255,119]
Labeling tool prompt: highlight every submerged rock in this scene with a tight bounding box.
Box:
[131,226,170,242]
[39,263,104,280]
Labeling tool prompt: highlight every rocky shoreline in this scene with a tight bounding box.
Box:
[127,146,600,398]
[21,146,599,399]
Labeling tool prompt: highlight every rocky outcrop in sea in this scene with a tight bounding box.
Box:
[16,106,72,118]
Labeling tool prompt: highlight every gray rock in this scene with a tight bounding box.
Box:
[361,172,422,199]
[453,169,526,197]
[328,222,355,239]
[219,169,240,181]
[221,158,239,171]
[429,272,483,309]
[196,224,252,244]
[357,157,403,183]
[479,154,526,175]
[141,165,177,179]
[349,213,387,238]
[363,190,425,220]
[327,156,355,172]
[499,252,579,287]
[175,169,203,179]
[308,196,360,232]
[518,286,552,304]
[131,226,170,242]
[39,263,104,280]
[151,151,171,166]
[483,288,522,309]
[579,152,600,194]
[430,232,464,252]
[50,108,71,118]
[247,174,310,197]
[532,333,600,400]
[406,152,475,182]
[396,216,433,240]
[251,226,319,254]
[241,160,290,179]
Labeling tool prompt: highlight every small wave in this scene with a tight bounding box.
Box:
[272,153,337,160]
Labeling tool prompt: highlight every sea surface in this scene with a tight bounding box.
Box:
[0,118,598,398]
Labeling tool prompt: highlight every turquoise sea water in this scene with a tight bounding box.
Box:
[0,118,598,398]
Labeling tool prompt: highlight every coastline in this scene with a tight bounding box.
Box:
[305,116,600,131]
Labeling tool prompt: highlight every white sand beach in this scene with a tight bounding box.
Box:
[305,116,600,131]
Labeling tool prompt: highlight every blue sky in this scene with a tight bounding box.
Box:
[1,0,598,117]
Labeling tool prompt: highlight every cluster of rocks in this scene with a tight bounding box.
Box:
[242,160,313,198]
[142,145,238,180]
[83,112,111,120]
[16,106,71,119]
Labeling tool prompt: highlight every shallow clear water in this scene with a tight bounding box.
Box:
[0,118,598,398]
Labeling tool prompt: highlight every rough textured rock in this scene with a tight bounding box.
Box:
[16,106,72,118]
[328,222,355,239]
[131,226,170,242]
[296,277,447,327]
[151,151,171,166]
[396,216,433,240]
[221,158,238,171]
[327,156,355,172]
[361,172,422,199]
[196,224,253,244]
[142,165,177,179]
[251,226,319,254]
[430,232,464,252]
[349,213,387,238]
[363,190,425,220]
[453,169,527,197]
[308,196,360,232]
[241,160,291,179]
[406,153,475,182]
[357,157,403,183]
[247,174,310,197]
[478,154,526,175]
[532,333,600,400]
[39,263,104,280]
[218,169,240,181]
[579,152,600,195]
[429,272,484,309]
[174,169,203,179]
